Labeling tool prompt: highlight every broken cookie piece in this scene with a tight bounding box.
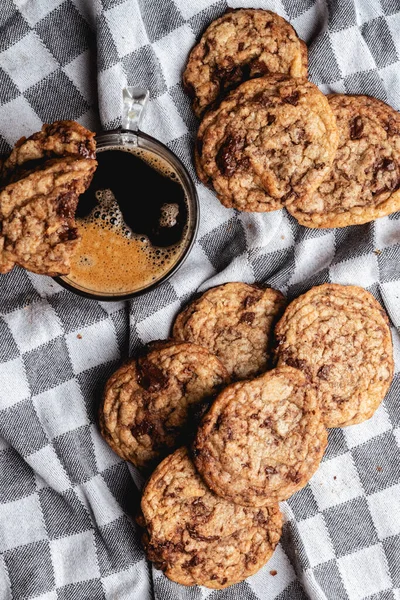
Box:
[0,156,97,276]
[0,120,97,277]
[0,120,96,184]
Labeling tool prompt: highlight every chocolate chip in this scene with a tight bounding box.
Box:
[350,116,363,140]
[182,554,202,569]
[253,91,274,107]
[283,91,300,106]
[58,227,78,242]
[287,468,301,483]
[267,113,276,126]
[284,356,307,371]
[254,510,269,526]
[238,42,245,51]
[249,59,270,77]
[381,158,396,171]
[57,191,78,218]
[187,526,219,542]
[239,311,255,325]
[243,294,258,308]
[317,364,331,380]
[131,419,153,437]
[137,358,168,392]
[216,135,245,176]
[315,162,326,170]
[78,141,95,159]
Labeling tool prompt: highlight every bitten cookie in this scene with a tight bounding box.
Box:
[99,341,229,470]
[287,94,400,227]
[195,75,338,212]
[183,8,308,118]
[173,282,286,380]
[193,366,327,507]
[139,447,282,588]
[275,284,394,427]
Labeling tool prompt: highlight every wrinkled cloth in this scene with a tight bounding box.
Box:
[0,1,400,599]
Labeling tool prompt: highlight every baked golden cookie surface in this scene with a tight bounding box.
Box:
[173,282,286,380]
[1,120,96,183]
[140,447,282,588]
[99,342,229,470]
[183,8,307,118]
[195,75,338,212]
[193,366,327,507]
[275,284,394,427]
[287,94,400,227]
[0,156,97,276]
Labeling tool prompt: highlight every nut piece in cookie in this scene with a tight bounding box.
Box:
[0,156,97,276]
[286,95,400,227]
[193,366,327,507]
[99,341,229,470]
[183,8,308,118]
[173,282,286,380]
[195,75,338,212]
[275,284,394,427]
[139,447,282,588]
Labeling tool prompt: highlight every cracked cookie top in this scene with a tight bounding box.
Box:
[183,8,307,118]
[139,447,282,588]
[275,284,394,427]
[173,282,286,380]
[99,341,229,470]
[0,156,96,275]
[193,366,327,507]
[287,94,400,227]
[195,75,338,212]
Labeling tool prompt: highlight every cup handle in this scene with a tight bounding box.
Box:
[121,87,149,132]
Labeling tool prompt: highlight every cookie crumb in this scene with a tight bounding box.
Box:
[333,476,337,480]
[77,333,82,339]
[374,249,382,255]
[376,466,382,472]
[270,570,278,576]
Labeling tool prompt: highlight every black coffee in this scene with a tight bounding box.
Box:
[76,147,188,247]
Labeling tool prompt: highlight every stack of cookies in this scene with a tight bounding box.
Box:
[183,8,400,227]
[99,281,394,589]
[0,121,97,275]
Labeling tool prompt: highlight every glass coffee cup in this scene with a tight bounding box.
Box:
[56,88,199,301]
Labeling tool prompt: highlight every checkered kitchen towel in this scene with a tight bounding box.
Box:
[0,1,400,599]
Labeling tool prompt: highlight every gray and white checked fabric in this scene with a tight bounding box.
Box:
[0,0,400,598]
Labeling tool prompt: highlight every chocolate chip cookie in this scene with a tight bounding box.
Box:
[99,341,229,470]
[275,284,394,427]
[140,447,282,588]
[287,94,400,227]
[0,156,97,275]
[195,75,338,212]
[172,282,286,380]
[183,8,308,118]
[193,366,327,507]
